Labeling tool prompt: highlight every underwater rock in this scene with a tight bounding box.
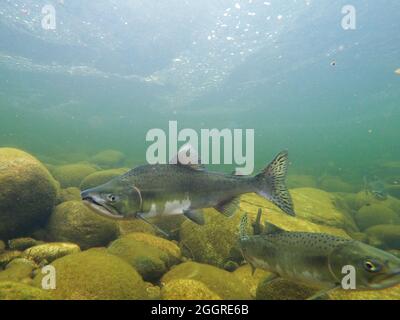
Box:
[8,237,41,251]
[386,184,400,199]
[117,219,156,236]
[240,193,353,238]
[0,251,22,269]
[32,248,149,300]
[364,225,400,250]
[329,284,400,300]
[90,150,126,168]
[161,261,252,300]
[57,187,81,203]
[355,204,399,231]
[256,277,319,300]
[0,148,59,240]
[179,208,246,268]
[51,163,98,188]
[233,264,270,298]
[80,168,129,190]
[0,258,36,282]
[161,279,222,300]
[353,191,400,212]
[0,281,52,300]
[287,174,317,189]
[108,233,181,281]
[23,242,81,264]
[0,241,5,254]
[47,201,119,250]
[290,188,358,232]
[319,176,355,193]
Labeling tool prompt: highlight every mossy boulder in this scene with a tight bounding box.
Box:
[329,284,400,300]
[0,258,36,282]
[290,188,358,232]
[319,176,355,193]
[23,242,81,264]
[57,187,81,203]
[47,201,119,250]
[51,163,98,188]
[256,277,319,300]
[355,204,399,231]
[118,219,156,236]
[8,237,41,251]
[387,184,400,199]
[108,233,181,281]
[0,148,59,239]
[233,264,270,298]
[161,279,222,300]
[0,251,22,269]
[33,249,149,300]
[80,168,129,190]
[90,150,126,168]
[161,261,252,300]
[0,281,52,300]
[0,240,5,254]
[287,174,317,189]
[365,225,400,249]
[354,192,400,212]
[179,208,246,268]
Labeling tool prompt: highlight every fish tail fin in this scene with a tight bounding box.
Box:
[239,213,249,241]
[254,150,295,216]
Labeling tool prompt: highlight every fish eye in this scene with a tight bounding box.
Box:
[363,260,381,273]
[107,194,118,202]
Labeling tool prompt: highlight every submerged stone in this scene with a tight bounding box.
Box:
[51,163,98,188]
[256,277,319,300]
[8,237,41,251]
[161,279,222,300]
[365,224,400,249]
[0,281,52,300]
[80,168,129,190]
[90,150,126,168]
[23,242,81,264]
[355,204,399,231]
[0,251,22,269]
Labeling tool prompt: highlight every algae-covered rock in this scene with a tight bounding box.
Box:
[179,208,246,268]
[0,258,36,282]
[319,176,355,193]
[90,150,126,168]
[354,192,400,212]
[23,242,81,264]
[233,264,270,298]
[365,225,400,249]
[161,261,252,300]
[0,240,5,254]
[51,163,98,188]
[108,234,178,281]
[80,168,129,190]
[8,237,41,251]
[118,219,156,236]
[0,251,22,269]
[290,188,358,232]
[355,204,399,231]
[387,184,400,199]
[47,201,119,250]
[0,148,59,239]
[32,248,148,300]
[57,187,81,203]
[0,281,52,300]
[329,284,400,300]
[256,277,319,300]
[161,279,222,300]
[287,174,317,189]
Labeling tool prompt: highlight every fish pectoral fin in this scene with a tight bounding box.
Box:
[262,273,279,283]
[306,284,339,300]
[214,196,241,218]
[136,213,171,238]
[264,221,285,234]
[183,209,205,225]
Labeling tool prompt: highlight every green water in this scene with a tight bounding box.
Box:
[0,0,399,301]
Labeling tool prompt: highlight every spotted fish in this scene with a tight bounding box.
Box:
[239,210,400,299]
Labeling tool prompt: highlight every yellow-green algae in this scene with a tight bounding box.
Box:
[161,261,252,300]
[161,279,222,300]
[79,168,129,190]
[33,248,149,300]
[0,281,52,300]
[51,163,98,188]
[0,148,59,240]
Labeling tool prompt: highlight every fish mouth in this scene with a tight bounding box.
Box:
[82,197,123,219]
[369,269,400,289]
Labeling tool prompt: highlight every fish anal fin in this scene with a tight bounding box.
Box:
[306,285,339,300]
[214,196,241,217]
[183,209,205,225]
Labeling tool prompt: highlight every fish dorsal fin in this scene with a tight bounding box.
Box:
[264,221,285,234]
[169,144,205,171]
